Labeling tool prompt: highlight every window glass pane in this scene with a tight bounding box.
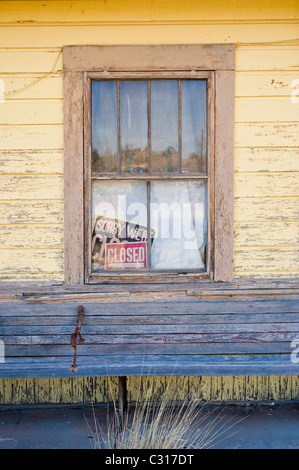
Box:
[151,80,179,173]
[92,81,118,174]
[150,180,207,269]
[181,80,207,173]
[120,81,148,174]
[91,180,151,271]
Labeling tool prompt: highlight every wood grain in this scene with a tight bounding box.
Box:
[63,71,84,284]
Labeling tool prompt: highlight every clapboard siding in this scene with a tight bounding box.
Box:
[0,175,63,199]
[2,24,299,48]
[0,249,63,274]
[235,71,299,97]
[235,97,299,122]
[0,125,63,150]
[234,148,299,173]
[0,150,64,174]
[0,74,63,100]
[1,0,298,23]
[0,225,63,249]
[0,100,63,125]
[234,222,299,246]
[0,49,62,74]
[0,200,64,224]
[234,197,299,221]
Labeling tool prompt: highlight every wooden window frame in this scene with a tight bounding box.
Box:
[63,45,235,285]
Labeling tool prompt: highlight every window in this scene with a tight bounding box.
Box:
[63,45,235,284]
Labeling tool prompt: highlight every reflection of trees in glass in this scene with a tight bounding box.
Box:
[125,146,135,172]
[92,132,119,173]
[121,146,148,174]
[163,146,173,172]
[194,129,206,173]
[91,145,118,174]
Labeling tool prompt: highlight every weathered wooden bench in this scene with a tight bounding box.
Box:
[1,282,299,405]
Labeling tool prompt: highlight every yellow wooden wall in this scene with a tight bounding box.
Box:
[0,1,299,403]
[0,0,298,281]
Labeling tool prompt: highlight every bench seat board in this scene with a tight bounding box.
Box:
[0,355,298,378]
[0,297,299,379]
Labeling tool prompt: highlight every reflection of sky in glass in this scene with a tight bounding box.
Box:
[92,79,207,173]
[120,81,148,151]
[151,80,178,153]
[92,81,117,157]
[92,180,147,227]
[182,80,207,168]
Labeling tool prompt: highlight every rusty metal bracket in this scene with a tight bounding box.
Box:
[71,305,85,373]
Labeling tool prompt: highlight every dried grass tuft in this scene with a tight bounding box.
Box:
[85,378,242,449]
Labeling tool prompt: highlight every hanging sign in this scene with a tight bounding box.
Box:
[91,215,155,269]
[105,241,147,269]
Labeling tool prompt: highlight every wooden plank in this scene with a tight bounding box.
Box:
[0,200,63,224]
[1,331,298,345]
[2,0,298,24]
[63,44,235,72]
[235,71,299,98]
[2,322,299,336]
[0,277,297,294]
[236,46,299,72]
[4,341,294,357]
[234,148,299,173]
[234,247,299,272]
[234,197,299,222]
[235,173,299,198]
[63,71,84,285]
[234,221,299,246]
[0,49,62,74]
[0,354,297,378]
[235,122,299,147]
[1,299,298,316]
[235,97,299,122]
[0,273,64,283]
[1,24,298,49]
[2,312,299,326]
[0,0,152,23]
[0,125,63,150]
[0,249,63,274]
[0,225,63,249]
[0,150,64,175]
[0,100,63,125]
[0,74,62,100]
[0,175,63,200]
[214,69,234,282]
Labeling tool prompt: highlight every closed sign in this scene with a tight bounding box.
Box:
[105,242,147,269]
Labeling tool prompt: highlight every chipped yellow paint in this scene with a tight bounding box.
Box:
[0,150,64,175]
[234,148,299,173]
[0,100,63,125]
[1,376,299,405]
[235,97,299,122]
[1,0,298,24]
[0,125,63,150]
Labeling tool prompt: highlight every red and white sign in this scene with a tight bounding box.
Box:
[105,242,147,269]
